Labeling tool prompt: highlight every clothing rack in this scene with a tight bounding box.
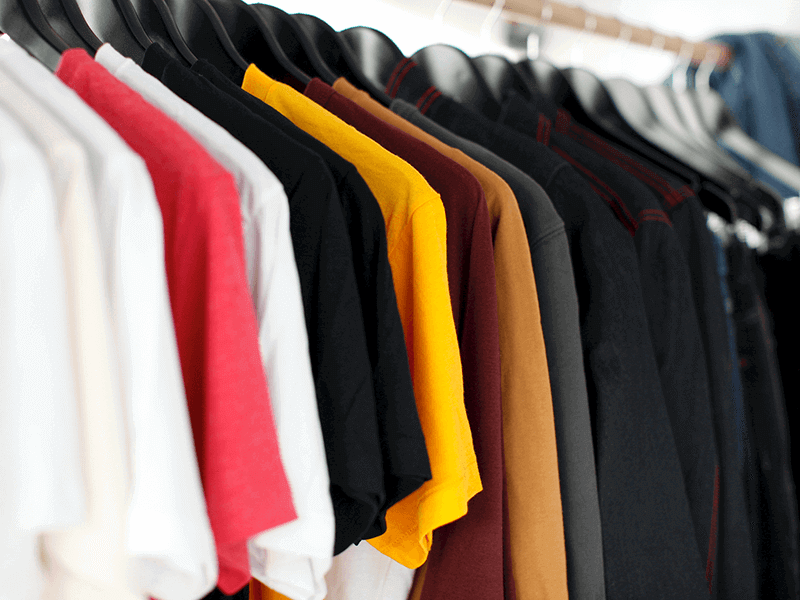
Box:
[457,0,732,68]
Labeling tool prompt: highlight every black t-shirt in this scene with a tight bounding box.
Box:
[142,43,386,553]
[392,76,709,598]
[550,131,719,572]
[190,59,432,538]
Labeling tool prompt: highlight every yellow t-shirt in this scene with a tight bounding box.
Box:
[241,65,481,569]
[331,78,568,600]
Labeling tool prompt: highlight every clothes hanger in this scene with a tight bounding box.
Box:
[471,54,536,103]
[604,77,766,228]
[411,44,502,119]
[292,12,393,105]
[642,52,786,227]
[687,86,800,193]
[339,25,407,94]
[0,0,64,69]
[55,0,103,52]
[204,0,310,85]
[163,0,248,78]
[413,0,512,111]
[250,4,336,84]
[34,0,92,51]
[128,0,196,64]
[72,0,151,63]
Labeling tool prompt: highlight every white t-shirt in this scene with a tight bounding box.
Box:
[95,43,335,600]
[0,100,84,600]
[325,542,415,600]
[0,38,217,600]
[0,83,147,600]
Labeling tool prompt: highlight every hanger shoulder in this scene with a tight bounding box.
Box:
[166,0,248,74]
[472,54,534,103]
[253,5,336,84]
[411,44,500,117]
[0,2,62,69]
[339,26,405,91]
[293,13,392,105]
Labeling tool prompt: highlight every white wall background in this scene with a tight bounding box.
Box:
[250,0,800,84]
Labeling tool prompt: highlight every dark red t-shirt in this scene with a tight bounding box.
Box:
[304,79,507,600]
[57,49,297,594]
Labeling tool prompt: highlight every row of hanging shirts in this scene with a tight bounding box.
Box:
[0,0,800,600]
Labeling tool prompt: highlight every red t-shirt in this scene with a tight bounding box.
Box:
[304,79,506,599]
[57,49,297,594]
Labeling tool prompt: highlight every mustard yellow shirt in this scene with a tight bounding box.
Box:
[241,65,481,570]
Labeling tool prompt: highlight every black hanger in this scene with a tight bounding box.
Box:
[205,0,309,85]
[129,0,196,64]
[0,0,64,69]
[71,0,151,63]
[604,77,768,227]
[34,0,91,51]
[251,4,335,84]
[339,25,406,94]
[57,0,103,52]
[163,0,247,78]
[644,83,785,226]
[687,86,800,193]
[471,54,535,103]
[410,44,501,118]
[292,12,392,105]
[521,61,702,186]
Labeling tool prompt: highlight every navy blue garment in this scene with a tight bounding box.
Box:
[727,238,800,600]
[755,234,800,496]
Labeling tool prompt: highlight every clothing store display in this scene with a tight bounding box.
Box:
[3,3,800,600]
[240,63,481,571]
[57,48,297,595]
[94,44,335,600]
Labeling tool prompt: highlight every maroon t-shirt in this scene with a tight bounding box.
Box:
[304,79,508,600]
[57,49,297,594]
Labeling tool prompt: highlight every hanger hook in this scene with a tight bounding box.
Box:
[650,31,667,52]
[540,1,553,24]
[480,0,506,40]
[695,43,721,90]
[672,41,695,92]
[434,0,454,24]
[584,12,597,35]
